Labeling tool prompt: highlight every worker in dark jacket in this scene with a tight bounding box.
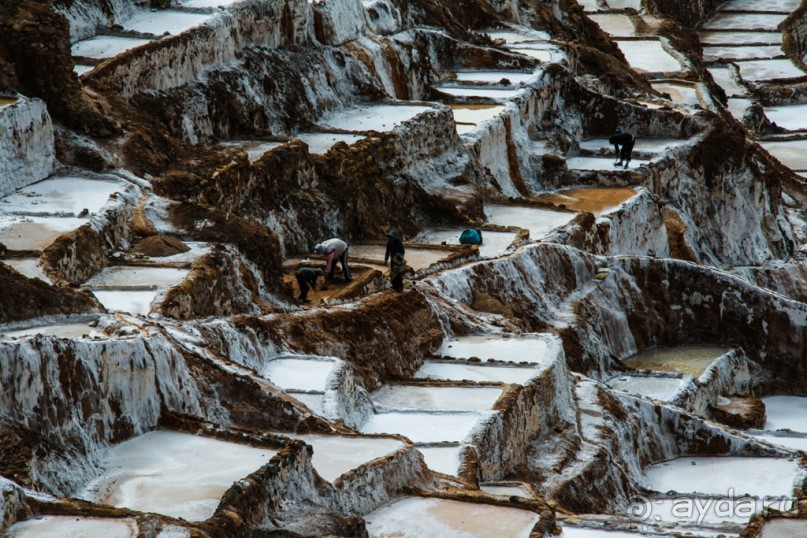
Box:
[384,230,405,265]
[295,267,323,303]
[609,128,635,169]
[384,231,406,292]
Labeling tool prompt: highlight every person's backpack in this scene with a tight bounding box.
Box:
[459,228,482,245]
[391,253,406,273]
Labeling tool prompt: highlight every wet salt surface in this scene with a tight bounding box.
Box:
[720,0,801,10]
[651,82,701,106]
[294,132,364,154]
[91,290,160,315]
[218,140,283,162]
[484,204,576,240]
[4,258,51,283]
[411,228,516,258]
[416,361,539,385]
[0,216,87,251]
[79,430,276,521]
[616,40,683,73]
[588,14,636,37]
[707,67,747,97]
[364,496,540,537]
[360,411,484,443]
[349,243,453,270]
[434,86,526,100]
[607,375,683,401]
[261,358,335,392]
[759,139,807,170]
[703,13,787,31]
[449,104,505,126]
[536,187,637,215]
[481,483,533,498]
[763,104,807,131]
[122,10,212,36]
[288,434,403,482]
[762,395,807,432]
[735,59,805,81]
[7,516,138,538]
[643,457,798,497]
[761,519,807,538]
[454,71,537,84]
[703,45,784,62]
[72,36,152,59]
[85,266,189,288]
[417,445,461,476]
[566,157,651,171]
[440,334,553,365]
[372,385,502,411]
[1,323,104,340]
[1,177,123,216]
[621,346,730,378]
[319,104,432,132]
[699,31,782,46]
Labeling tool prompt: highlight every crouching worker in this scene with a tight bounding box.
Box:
[314,238,352,282]
[295,267,323,303]
[459,228,483,246]
[385,230,406,292]
[609,128,635,169]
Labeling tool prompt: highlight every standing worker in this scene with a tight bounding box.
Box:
[610,128,635,169]
[314,238,352,282]
[295,267,323,303]
[384,230,406,292]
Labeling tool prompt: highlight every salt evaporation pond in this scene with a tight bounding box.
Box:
[735,60,805,82]
[295,132,364,154]
[699,31,782,46]
[7,516,138,538]
[454,71,536,84]
[289,434,403,482]
[181,0,244,7]
[218,140,283,162]
[74,64,95,76]
[416,361,539,385]
[411,228,515,258]
[643,456,798,498]
[605,0,641,8]
[485,30,550,44]
[651,82,701,106]
[319,104,432,132]
[122,10,212,36]
[85,266,189,288]
[566,157,651,170]
[450,104,505,125]
[1,177,122,215]
[72,36,152,59]
[261,358,335,392]
[558,527,643,538]
[292,392,325,415]
[760,139,807,170]
[79,430,276,521]
[628,497,766,527]
[621,346,729,378]
[440,334,554,364]
[0,216,87,251]
[91,290,160,315]
[728,98,753,121]
[508,46,553,62]
[703,13,787,31]
[703,45,784,62]
[1,322,104,340]
[720,0,801,10]
[763,105,807,131]
[350,243,452,270]
[364,496,540,537]
[616,40,682,73]
[536,187,637,215]
[748,432,807,452]
[588,14,636,37]
[417,445,462,475]
[360,411,483,443]
[5,258,51,283]
[607,375,683,401]
[434,87,526,100]
[761,519,807,538]
[707,67,747,96]
[481,483,532,498]
[579,137,690,155]
[484,204,576,240]
[763,395,807,432]
[372,385,502,411]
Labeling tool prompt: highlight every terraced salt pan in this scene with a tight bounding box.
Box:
[0,177,123,215]
[91,290,160,315]
[0,216,87,251]
[628,497,783,527]
[719,0,802,10]
[5,258,51,283]
[181,0,244,7]
[708,67,748,97]
[485,30,550,44]
[481,483,532,498]
[289,434,403,482]
[454,71,537,84]
[218,140,283,162]
[449,104,505,126]
[85,266,189,288]
[372,385,502,411]
[605,0,641,8]
[416,361,539,385]
[7,516,137,538]
[588,14,636,37]
[291,392,325,415]
[417,445,461,475]
[761,519,807,538]
[763,105,807,131]
[295,132,364,154]
[536,187,637,215]
[703,45,784,62]
[79,430,276,521]
[566,157,651,170]
[607,375,683,401]
[319,104,432,132]
[616,40,683,73]
[735,59,805,81]
[1,323,104,339]
[760,139,807,169]
[763,395,807,432]
[360,411,484,443]
[72,36,152,59]
[643,457,798,497]
[366,496,540,537]
[74,64,95,76]
[121,10,212,36]
[484,204,576,241]
[728,98,753,121]
[703,13,787,31]
[558,527,642,538]
[651,82,701,106]
[699,31,782,46]
[434,87,526,100]
[411,228,515,258]
[440,334,554,365]
[261,358,335,392]
[748,432,807,452]
[621,346,730,378]
[508,46,552,62]
[349,244,452,270]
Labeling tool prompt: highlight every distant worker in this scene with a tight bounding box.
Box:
[385,231,406,292]
[295,267,323,303]
[314,238,352,282]
[610,128,635,169]
[459,228,483,246]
